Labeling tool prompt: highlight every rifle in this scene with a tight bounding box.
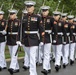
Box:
[62,5,64,13]
[70,10,72,15]
[0,3,4,11]
[10,1,15,10]
[15,10,24,56]
[37,0,46,14]
[55,0,61,11]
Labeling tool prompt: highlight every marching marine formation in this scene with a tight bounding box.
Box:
[40,5,52,75]
[0,1,76,75]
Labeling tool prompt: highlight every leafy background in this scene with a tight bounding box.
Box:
[0,0,76,19]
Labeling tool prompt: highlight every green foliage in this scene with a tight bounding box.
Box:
[0,0,76,19]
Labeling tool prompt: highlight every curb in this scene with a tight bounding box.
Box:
[6,57,24,62]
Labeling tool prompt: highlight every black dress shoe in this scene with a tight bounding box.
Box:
[8,68,19,74]
[55,65,59,72]
[63,64,66,69]
[48,69,51,73]
[3,67,7,69]
[8,68,13,75]
[23,66,29,71]
[70,60,74,65]
[41,69,48,75]
[0,67,2,71]
[12,69,19,73]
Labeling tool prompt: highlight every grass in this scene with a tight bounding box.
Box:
[5,46,25,59]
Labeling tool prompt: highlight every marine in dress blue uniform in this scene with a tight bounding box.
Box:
[68,15,75,65]
[52,11,63,72]
[0,10,7,71]
[7,9,21,74]
[22,1,45,75]
[40,6,52,75]
[61,13,70,68]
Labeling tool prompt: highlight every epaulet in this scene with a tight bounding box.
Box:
[2,19,6,21]
[8,19,11,21]
[34,14,39,17]
[47,16,51,18]
[3,19,5,20]
[15,18,20,21]
[34,14,37,16]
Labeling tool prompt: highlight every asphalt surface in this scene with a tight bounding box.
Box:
[0,59,76,75]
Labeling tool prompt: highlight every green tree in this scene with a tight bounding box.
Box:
[0,0,76,19]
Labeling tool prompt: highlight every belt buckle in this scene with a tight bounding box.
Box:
[27,31,30,34]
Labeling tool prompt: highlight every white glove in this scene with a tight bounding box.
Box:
[73,33,76,36]
[63,42,66,44]
[57,33,63,36]
[53,40,56,43]
[16,41,22,46]
[1,30,7,35]
[70,41,72,43]
[39,42,44,46]
[48,31,51,34]
[67,33,69,36]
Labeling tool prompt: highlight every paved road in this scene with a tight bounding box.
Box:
[0,59,76,75]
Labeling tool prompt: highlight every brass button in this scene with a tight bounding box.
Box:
[28,26,30,27]
[28,23,30,25]
[28,17,30,20]
[28,21,30,22]
[28,28,30,30]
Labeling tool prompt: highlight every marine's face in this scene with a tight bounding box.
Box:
[27,6,34,14]
[68,19,73,23]
[10,13,16,20]
[42,10,49,17]
[62,16,67,21]
[0,14,3,20]
[54,15,60,21]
